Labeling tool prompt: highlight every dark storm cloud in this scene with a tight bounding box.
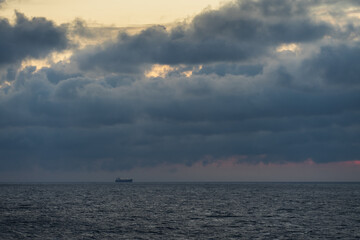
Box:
[1,62,360,171]
[0,12,69,67]
[74,0,331,73]
[2,70,359,128]
[302,44,360,85]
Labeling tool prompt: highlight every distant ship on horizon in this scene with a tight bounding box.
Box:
[115,177,133,183]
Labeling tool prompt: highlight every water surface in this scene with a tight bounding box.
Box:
[1,183,359,239]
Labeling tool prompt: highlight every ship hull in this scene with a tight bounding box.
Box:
[115,178,133,183]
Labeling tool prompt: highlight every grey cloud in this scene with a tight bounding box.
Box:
[5,67,17,81]
[40,67,82,84]
[64,18,126,40]
[190,0,328,43]
[195,63,263,77]
[74,0,331,73]
[302,44,360,85]
[68,19,95,39]
[0,60,359,171]
[0,12,69,67]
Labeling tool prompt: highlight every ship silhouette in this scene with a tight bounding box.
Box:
[115,177,133,183]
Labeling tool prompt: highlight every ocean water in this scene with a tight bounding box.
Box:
[0,183,359,239]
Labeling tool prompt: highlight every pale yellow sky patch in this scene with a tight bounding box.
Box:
[19,50,73,71]
[312,4,360,27]
[1,0,223,27]
[0,81,12,89]
[20,58,51,71]
[145,64,175,78]
[182,65,203,78]
[346,7,360,20]
[276,43,301,54]
[145,64,203,78]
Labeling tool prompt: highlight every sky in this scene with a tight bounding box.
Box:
[1,0,223,26]
[0,0,360,182]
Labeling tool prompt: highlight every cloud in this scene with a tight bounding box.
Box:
[195,63,263,77]
[73,0,331,73]
[0,0,359,176]
[0,12,69,67]
[302,44,360,85]
[1,58,359,172]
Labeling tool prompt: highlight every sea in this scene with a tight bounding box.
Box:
[0,182,359,239]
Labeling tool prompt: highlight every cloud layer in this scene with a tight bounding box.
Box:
[0,0,359,175]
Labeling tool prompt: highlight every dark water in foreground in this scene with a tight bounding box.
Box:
[1,183,360,239]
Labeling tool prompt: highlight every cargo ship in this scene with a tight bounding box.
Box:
[115,177,133,183]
